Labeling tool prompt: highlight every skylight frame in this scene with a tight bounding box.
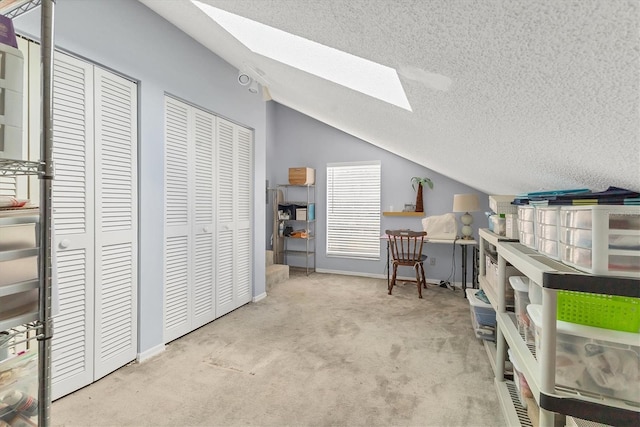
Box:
[191,0,412,111]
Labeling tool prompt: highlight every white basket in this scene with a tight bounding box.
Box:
[489,195,518,215]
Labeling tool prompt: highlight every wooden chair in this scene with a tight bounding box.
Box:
[386,229,428,298]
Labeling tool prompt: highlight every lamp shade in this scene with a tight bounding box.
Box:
[452,194,480,213]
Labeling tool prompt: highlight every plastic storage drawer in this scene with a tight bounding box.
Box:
[558,206,640,277]
[509,276,533,343]
[528,304,640,404]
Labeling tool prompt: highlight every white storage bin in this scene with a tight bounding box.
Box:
[508,348,533,408]
[561,206,640,230]
[528,280,542,305]
[519,230,536,250]
[518,206,537,250]
[537,206,561,226]
[0,223,37,252]
[518,205,535,222]
[558,206,640,277]
[489,195,518,215]
[0,256,38,287]
[520,219,535,235]
[0,44,24,92]
[485,255,519,307]
[528,304,640,404]
[537,236,559,260]
[505,213,519,239]
[561,227,640,250]
[509,276,533,343]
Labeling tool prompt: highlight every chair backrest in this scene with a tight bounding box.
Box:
[385,229,427,264]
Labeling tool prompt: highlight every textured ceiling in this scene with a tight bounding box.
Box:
[139,0,640,195]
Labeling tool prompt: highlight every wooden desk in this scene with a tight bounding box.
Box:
[381,235,478,297]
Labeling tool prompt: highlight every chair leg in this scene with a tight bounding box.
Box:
[414,264,423,299]
[420,263,427,289]
[389,264,397,295]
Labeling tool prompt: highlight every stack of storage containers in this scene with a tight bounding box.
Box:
[0,32,24,161]
[517,205,536,250]
[535,205,562,259]
[559,205,640,278]
[488,195,518,238]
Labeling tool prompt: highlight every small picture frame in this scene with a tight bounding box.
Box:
[403,203,415,212]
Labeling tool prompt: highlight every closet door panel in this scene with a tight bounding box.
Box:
[215,118,236,317]
[163,97,192,342]
[235,126,253,305]
[192,110,215,327]
[93,68,138,380]
[50,52,95,400]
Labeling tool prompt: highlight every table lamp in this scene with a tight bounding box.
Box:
[453,194,479,240]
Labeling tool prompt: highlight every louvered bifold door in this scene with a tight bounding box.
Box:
[50,52,95,400]
[163,97,192,343]
[93,68,138,380]
[235,126,253,306]
[216,118,253,317]
[215,118,235,317]
[191,109,216,328]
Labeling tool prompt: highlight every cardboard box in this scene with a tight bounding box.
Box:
[288,167,315,185]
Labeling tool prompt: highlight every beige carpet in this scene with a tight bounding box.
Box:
[52,272,504,426]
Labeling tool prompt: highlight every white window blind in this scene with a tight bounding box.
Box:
[326,161,381,259]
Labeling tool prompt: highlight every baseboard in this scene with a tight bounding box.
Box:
[137,343,165,363]
[315,268,385,279]
[313,268,459,288]
[252,292,267,302]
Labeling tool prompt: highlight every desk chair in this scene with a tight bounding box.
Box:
[385,229,428,298]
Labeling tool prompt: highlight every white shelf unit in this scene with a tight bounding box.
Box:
[492,240,640,427]
[0,1,55,426]
[276,184,316,275]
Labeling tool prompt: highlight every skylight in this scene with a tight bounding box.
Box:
[191,0,412,111]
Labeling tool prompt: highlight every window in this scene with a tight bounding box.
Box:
[326,161,381,259]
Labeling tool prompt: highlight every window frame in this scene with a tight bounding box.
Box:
[326,161,381,260]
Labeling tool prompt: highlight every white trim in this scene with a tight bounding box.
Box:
[252,292,267,303]
[313,268,467,289]
[136,344,166,363]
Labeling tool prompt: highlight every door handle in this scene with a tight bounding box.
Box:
[59,239,70,249]
[203,226,211,233]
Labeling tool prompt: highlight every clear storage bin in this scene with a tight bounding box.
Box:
[536,206,561,226]
[537,236,559,260]
[518,205,535,222]
[466,289,496,341]
[528,304,640,404]
[509,276,533,343]
[558,206,640,277]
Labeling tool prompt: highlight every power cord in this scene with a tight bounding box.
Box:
[439,236,458,291]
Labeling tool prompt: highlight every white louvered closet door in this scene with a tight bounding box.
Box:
[93,68,138,380]
[163,98,216,342]
[50,52,96,399]
[216,117,253,318]
[163,97,192,343]
[191,109,216,329]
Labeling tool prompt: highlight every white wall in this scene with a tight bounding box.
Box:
[14,0,267,354]
[270,103,489,282]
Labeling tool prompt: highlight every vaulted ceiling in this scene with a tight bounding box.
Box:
[140,0,638,195]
